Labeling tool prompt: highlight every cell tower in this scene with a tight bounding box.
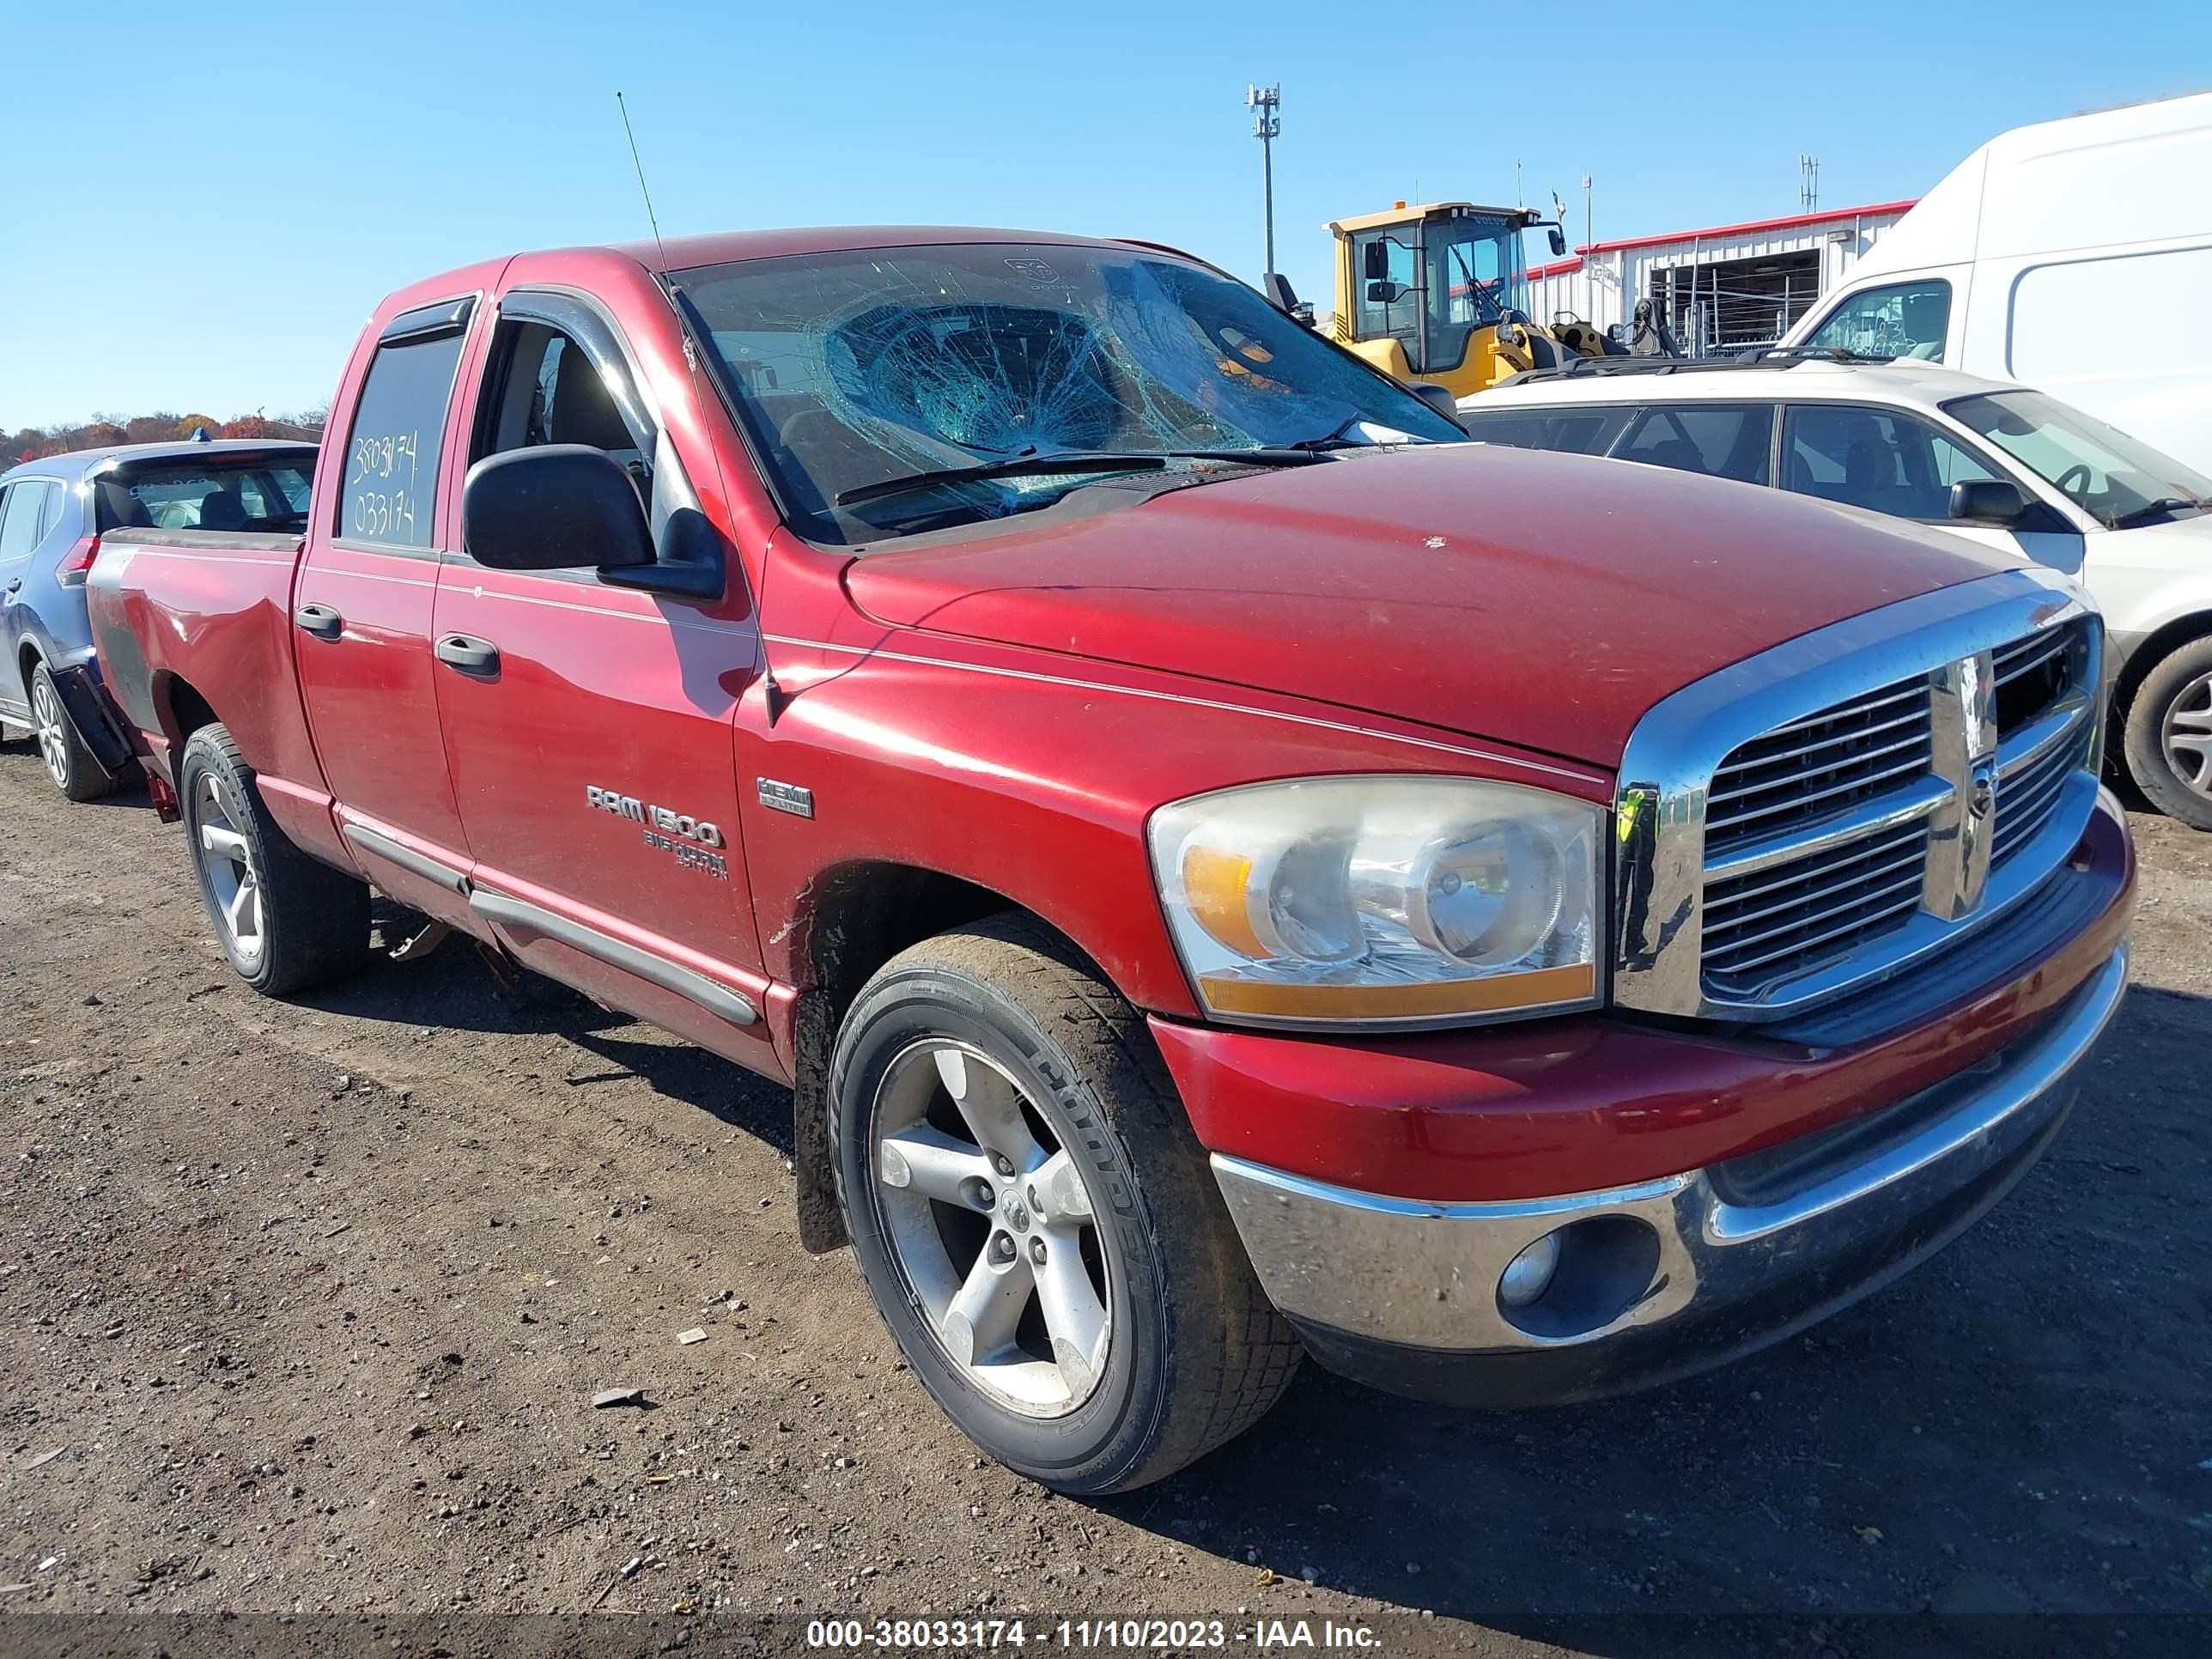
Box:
[1248,84,1282,280]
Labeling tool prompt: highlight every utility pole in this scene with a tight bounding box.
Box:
[1248,84,1281,280]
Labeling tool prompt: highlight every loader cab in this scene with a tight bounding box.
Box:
[1327,202,1549,398]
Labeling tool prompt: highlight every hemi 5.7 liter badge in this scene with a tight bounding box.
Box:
[757,779,814,819]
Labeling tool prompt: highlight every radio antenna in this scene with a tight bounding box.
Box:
[614,93,789,724]
[617,92,669,270]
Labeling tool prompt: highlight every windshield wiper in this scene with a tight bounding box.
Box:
[1289,414,1436,452]
[1291,416,1369,452]
[2109,495,2207,528]
[835,447,1325,508]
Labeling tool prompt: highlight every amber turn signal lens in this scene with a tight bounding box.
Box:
[1195,963,1595,1021]
[1180,845,1265,958]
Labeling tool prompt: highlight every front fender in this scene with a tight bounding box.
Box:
[736,625,1613,1022]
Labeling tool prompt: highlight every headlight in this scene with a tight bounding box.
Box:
[1149,776,1602,1028]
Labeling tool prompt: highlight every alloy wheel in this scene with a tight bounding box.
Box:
[31,676,70,791]
[870,1040,1111,1417]
[194,773,266,969]
[2161,672,2212,799]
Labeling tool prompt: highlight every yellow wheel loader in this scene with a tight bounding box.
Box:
[1324,202,1665,400]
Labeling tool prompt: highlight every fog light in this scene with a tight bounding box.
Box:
[1498,1231,1563,1309]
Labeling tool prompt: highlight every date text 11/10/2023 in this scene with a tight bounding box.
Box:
[804,1618,1382,1650]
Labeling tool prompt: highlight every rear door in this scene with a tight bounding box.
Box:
[293,300,479,907]
[428,286,772,1064]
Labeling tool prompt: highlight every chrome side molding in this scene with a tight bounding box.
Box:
[468,887,758,1028]
[342,821,470,895]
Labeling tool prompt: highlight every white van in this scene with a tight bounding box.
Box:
[1782,92,2212,473]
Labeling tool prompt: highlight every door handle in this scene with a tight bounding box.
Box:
[294,603,343,639]
[3,577,21,595]
[434,634,501,676]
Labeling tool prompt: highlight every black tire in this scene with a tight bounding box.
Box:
[2122,635,2212,831]
[178,724,370,994]
[28,661,114,803]
[830,913,1299,1494]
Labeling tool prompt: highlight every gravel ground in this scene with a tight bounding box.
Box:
[0,738,2208,1655]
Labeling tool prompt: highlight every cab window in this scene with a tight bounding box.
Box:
[474,320,648,483]
[1422,220,1513,373]
[1804,280,1952,362]
[341,325,469,550]
[1782,404,1999,520]
[1350,229,1419,366]
[1614,404,1775,486]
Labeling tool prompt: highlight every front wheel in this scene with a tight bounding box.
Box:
[2123,635,2212,831]
[178,725,370,994]
[830,915,1299,1493]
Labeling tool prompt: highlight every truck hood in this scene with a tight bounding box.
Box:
[842,444,2014,768]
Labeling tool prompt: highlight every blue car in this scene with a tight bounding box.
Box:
[1,439,317,799]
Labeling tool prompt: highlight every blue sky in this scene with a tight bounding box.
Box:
[0,0,2202,428]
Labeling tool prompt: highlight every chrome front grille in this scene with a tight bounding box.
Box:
[1705,678,1934,854]
[1993,628,2075,722]
[1612,574,2101,1022]
[1702,819,1929,1000]
[1995,726,2086,863]
[1993,621,2096,866]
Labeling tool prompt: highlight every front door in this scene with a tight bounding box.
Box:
[429,289,772,1064]
[1778,402,2087,575]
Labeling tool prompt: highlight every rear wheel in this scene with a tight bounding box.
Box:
[29,662,113,803]
[830,914,1299,1493]
[2123,635,2212,831]
[178,725,370,994]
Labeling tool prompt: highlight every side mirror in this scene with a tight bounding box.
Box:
[1949,478,2028,527]
[463,445,654,573]
[1365,279,1410,306]
[1409,383,1464,426]
[1548,227,1568,257]
[1362,240,1389,281]
[1262,271,1301,315]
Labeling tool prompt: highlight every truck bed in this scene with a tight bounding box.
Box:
[86,526,335,857]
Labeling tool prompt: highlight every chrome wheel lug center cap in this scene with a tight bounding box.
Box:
[1000,1192,1031,1233]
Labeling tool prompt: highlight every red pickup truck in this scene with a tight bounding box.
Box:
[88,228,2132,1492]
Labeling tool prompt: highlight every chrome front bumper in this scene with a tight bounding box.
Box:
[1212,945,2129,1405]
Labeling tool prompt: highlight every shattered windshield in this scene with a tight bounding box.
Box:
[673,242,1467,544]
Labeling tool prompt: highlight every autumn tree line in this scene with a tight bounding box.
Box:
[9,409,326,465]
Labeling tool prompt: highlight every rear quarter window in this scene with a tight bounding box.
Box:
[1616,404,1776,485]
[341,325,469,549]
[1456,405,1632,454]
